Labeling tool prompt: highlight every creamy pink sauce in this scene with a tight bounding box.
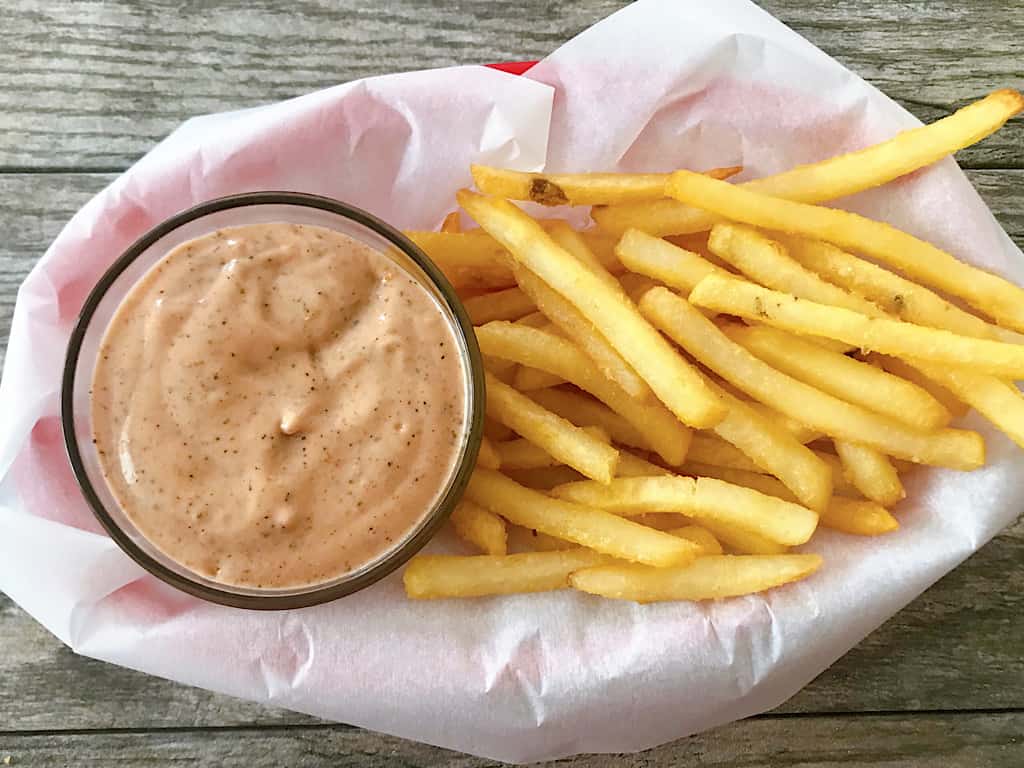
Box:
[91,222,468,588]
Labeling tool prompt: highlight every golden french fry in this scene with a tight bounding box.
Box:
[503,465,584,490]
[485,372,619,483]
[592,89,1024,237]
[782,236,1018,342]
[668,525,724,555]
[474,322,692,465]
[643,286,985,469]
[516,311,550,328]
[870,354,970,419]
[477,436,501,470]
[668,170,1024,331]
[708,223,886,317]
[903,358,1024,449]
[528,388,648,449]
[483,354,516,376]
[742,401,821,444]
[616,449,672,478]
[546,221,625,293]
[496,426,610,470]
[471,163,741,206]
[833,440,905,507]
[618,272,662,303]
[694,519,790,555]
[725,323,951,430]
[467,469,700,566]
[551,475,818,546]
[450,500,508,555]
[513,263,648,398]
[405,549,611,599]
[440,211,462,233]
[458,190,726,428]
[570,554,822,602]
[513,365,566,391]
[518,526,576,552]
[405,230,515,292]
[464,286,535,325]
[615,228,727,295]
[689,273,1024,379]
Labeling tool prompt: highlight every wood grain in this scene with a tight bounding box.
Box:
[1,0,1021,171]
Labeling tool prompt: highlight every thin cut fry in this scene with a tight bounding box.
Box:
[405,549,611,599]
[742,401,821,444]
[514,366,566,391]
[405,230,514,292]
[615,228,727,295]
[569,554,823,602]
[515,525,575,552]
[450,500,508,555]
[725,323,951,430]
[668,170,1024,331]
[689,274,1024,379]
[616,449,672,478]
[833,440,906,507]
[474,322,692,464]
[551,476,819,546]
[528,388,648,449]
[546,221,625,293]
[681,463,898,537]
[514,263,648,398]
[496,426,610,470]
[668,525,724,555]
[503,465,584,490]
[464,286,535,325]
[592,89,1024,236]
[440,211,462,233]
[477,437,501,470]
[467,469,700,567]
[516,311,550,328]
[458,190,726,428]
[471,163,741,206]
[694,519,789,555]
[485,372,620,483]
[870,354,970,419]
[643,286,985,469]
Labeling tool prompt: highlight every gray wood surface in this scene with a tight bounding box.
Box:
[1,0,1023,765]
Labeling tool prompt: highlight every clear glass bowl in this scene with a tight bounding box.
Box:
[61,192,484,609]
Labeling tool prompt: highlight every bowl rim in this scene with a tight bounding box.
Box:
[61,191,485,610]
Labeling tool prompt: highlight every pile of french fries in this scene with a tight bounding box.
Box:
[403,88,1024,604]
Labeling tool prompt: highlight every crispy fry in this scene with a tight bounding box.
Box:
[742,401,821,444]
[708,224,886,317]
[668,525,723,555]
[464,286,535,325]
[513,366,566,390]
[695,519,790,555]
[870,354,970,419]
[570,554,822,602]
[405,549,611,599]
[551,475,818,546]
[471,163,741,206]
[503,465,584,490]
[689,274,1024,379]
[516,311,551,328]
[643,286,985,469]
[467,469,700,566]
[833,441,905,507]
[477,436,501,470]
[615,228,727,295]
[440,211,462,233]
[405,230,514,292]
[724,323,951,430]
[513,263,648,398]
[514,525,576,552]
[496,426,610,470]
[450,500,508,555]
[528,388,649,449]
[616,449,673,478]
[485,372,619,483]
[458,190,726,428]
[668,170,1024,331]
[592,89,1024,236]
[546,221,625,293]
[474,322,691,464]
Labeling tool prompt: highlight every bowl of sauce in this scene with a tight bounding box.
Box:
[62,193,484,609]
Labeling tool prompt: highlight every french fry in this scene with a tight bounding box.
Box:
[513,263,648,398]
[503,465,584,490]
[405,230,515,292]
[440,211,462,233]
[528,388,648,449]
[496,426,610,470]
[643,286,985,469]
[483,354,517,377]
[485,372,620,483]
[742,401,821,444]
[681,463,898,537]
[458,190,726,428]
[708,223,886,317]
[833,441,905,507]
[870,354,970,419]
[618,272,662,303]
[477,436,501,470]
[782,236,1018,342]
[569,554,823,602]
[668,525,723,555]
[483,416,513,442]
[517,526,576,552]
[694,519,789,555]
[689,274,1024,379]
[471,163,742,206]
[467,469,700,567]
[592,89,1024,236]
[450,500,508,555]
[615,228,727,295]
[516,311,551,328]
[513,366,566,391]
[668,170,1024,331]
[903,358,1024,449]
[464,286,535,325]
[474,322,691,464]
[551,475,818,546]
[405,549,611,599]
[546,221,625,294]
[724,323,951,430]
[616,449,673,478]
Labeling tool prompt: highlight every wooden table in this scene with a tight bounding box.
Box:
[1,1,1022,764]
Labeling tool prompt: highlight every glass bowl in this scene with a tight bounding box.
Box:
[61,192,484,610]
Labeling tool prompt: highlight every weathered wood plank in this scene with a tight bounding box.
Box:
[2,712,1023,766]
[0,0,1021,170]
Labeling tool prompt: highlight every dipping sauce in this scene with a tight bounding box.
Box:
[90,223,469,589]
